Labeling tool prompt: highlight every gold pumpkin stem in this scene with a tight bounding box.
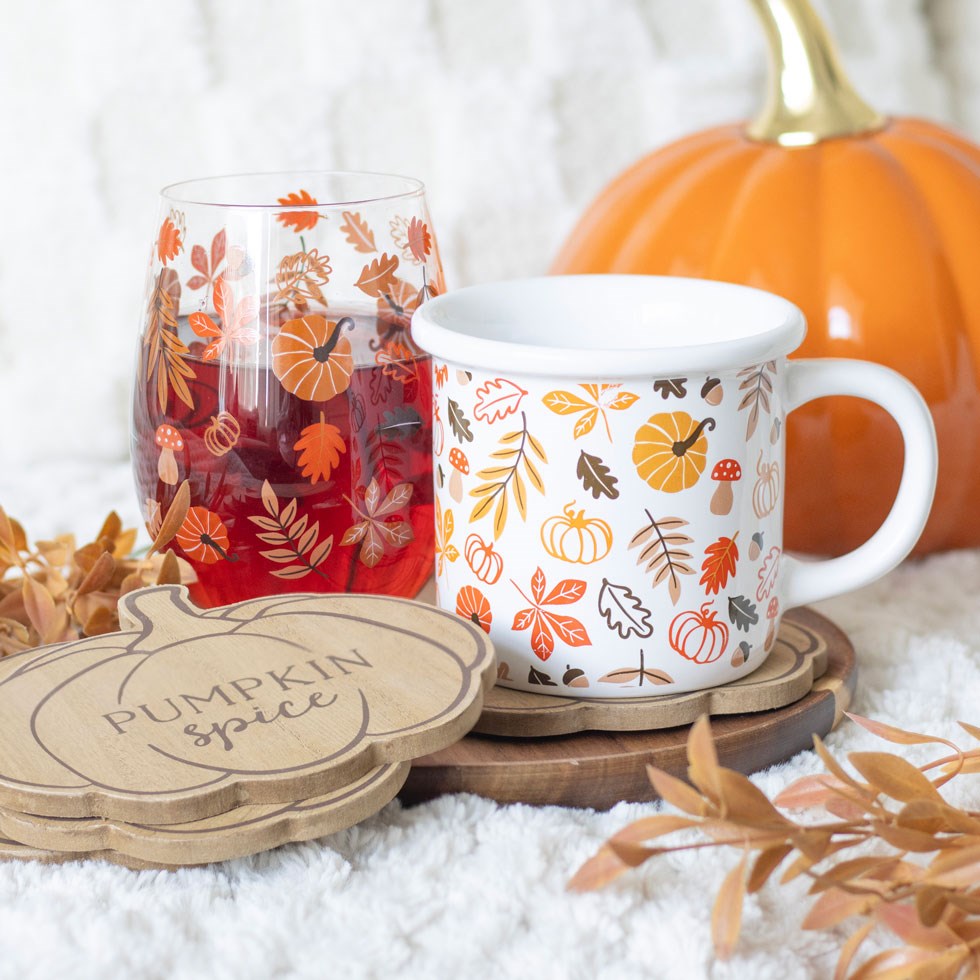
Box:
[746,0,886,146]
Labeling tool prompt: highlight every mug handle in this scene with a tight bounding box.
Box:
[780,359,938,609]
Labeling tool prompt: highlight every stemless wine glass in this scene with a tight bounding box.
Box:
[132,172,444,607]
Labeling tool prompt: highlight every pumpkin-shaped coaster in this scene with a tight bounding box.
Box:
[0,836,165,870]
[0,762,408,869]
[474,611,826,737]
[0,587,494,823]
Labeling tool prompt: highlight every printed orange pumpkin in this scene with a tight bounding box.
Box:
[633,412,714,493]
[176,507,236,564]
[540,503,612,565]
[464,533,503,585]
[272,315,354,402]
[669,602,729,665]
[456,585,492,634]
[553,0,980,556]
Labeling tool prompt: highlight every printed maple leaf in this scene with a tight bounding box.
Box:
[157,216,183,265]
[341,478,414,568]
[542,384,638,441]
[406,217,432,262]
[510,566,591,661]
[700,533,739,596]
[276,189,325,232]
[293,413,346,484]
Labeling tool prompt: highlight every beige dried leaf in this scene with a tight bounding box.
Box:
[711,851,747,960]
[149,480,191,556]
[75,551,116,597]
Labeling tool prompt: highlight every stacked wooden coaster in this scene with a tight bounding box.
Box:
[0,586,495,869]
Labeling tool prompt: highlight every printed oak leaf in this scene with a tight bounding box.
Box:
[276,189,326,232]
[186,229,226,295]
[473,378,527,423]
[576,451,619,500]
[447,398,474,443]
[339,210,377,253]
[157,216,183,265]
[629,511,695,605]
[757,546,781,602]
[406,217,432,263]
[737,361,777,440]
[293,413,346,484]
[274,248,331,308]
[727,595,759,633]
[188,278,258,361]
[597,579,653,639]
[375,342,420,385]
[434,497,459,578]
[511,566,590,660]
[542,384,639,441]
[700,534,739,596]
[341,478,414,568]
[653,378,688,400]
[248,481,333,580]
[469,411,547,540]
[355,253,400,298]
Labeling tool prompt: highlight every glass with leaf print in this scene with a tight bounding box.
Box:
[131,172,443,607]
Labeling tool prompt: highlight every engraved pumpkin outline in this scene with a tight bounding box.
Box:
[6,587,494,819]
[271,315,355,402]
[633,411,716,492]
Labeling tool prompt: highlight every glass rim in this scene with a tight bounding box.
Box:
[160,170,426,209]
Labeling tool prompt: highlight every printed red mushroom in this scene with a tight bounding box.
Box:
[448,447,469,503]
[765,597,780,651]
[709,458,741,515]
[155,424,184,486]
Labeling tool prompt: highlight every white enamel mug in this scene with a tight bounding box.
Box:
[412,276,937,698]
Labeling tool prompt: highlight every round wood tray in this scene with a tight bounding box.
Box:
[400,607,856,810]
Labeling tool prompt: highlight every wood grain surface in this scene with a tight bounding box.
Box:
[474,611,828,737]
[0,586,494,823]
[401,608,856,810]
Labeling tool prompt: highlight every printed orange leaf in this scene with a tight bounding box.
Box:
[188,278,258,360]
[275,248,331,308]
[293,413,346,483]
[700,533,739,596]
[510,566,590,661]
[375,342,420,384]
[456,585,492,633]
[473,378,528,423]
[276,189,324,232]
[407,217,432,262]
[340,211,377,253]
[157,216,183,265]
[355,253,400,298]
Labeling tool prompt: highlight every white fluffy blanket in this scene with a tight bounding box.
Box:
[0,462,978,979]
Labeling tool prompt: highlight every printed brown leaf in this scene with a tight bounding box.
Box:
[341,478,414,568]
[248,480,333,580]
[340,211,377,253]
[355,253,400,298]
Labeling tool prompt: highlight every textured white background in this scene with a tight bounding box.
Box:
[1,3,980,978]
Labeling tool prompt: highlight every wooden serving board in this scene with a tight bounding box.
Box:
[0,763,409,869]
[474,612,827,737]
[401,608,856,810]
[0,587,494,824]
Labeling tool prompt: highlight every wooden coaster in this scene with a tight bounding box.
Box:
[0,587,494,823]
[0,763,408,869]
[0,836,169,871]
[474,610,827,737]
[401,608,856,810]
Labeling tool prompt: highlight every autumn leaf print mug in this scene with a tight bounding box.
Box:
[412,275,938,698]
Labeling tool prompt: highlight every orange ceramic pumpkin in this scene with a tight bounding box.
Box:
[553,0,980,556]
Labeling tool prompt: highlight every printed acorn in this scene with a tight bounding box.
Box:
[447,447,469,503]
[770,417,781,444]
[701,377,723,406]
[497,661,512,682]
[731,641,751,668]
[749,531,765,561]
[563,665,589,689]
[709,459,742,515]
[154,424,184,486]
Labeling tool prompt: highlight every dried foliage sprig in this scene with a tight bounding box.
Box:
[570,715,980,979]
[0,483,195,653]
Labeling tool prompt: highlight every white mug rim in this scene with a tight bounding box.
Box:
[412,274,807,378]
